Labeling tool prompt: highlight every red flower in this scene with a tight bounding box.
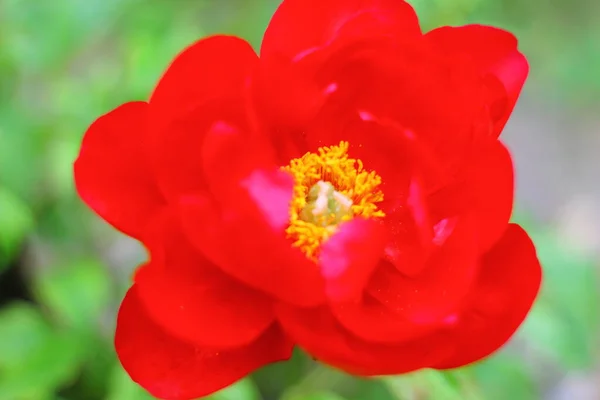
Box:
[74,0,541,399]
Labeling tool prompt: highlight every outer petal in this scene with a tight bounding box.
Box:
[425,25,529,136]
[261,0,421,60]
[319,218,386,302]
[116,287,293,400]
[146,35,259,199]
[428,140,514,252]
[74,102,164,240]
[435,224,542,368]
[468,141,514,251]
[276,305,451,376]
[135,212,274,348]
[149,35,256,136]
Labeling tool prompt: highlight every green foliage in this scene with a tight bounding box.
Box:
[0,188,34,270]
[520,228,600,369]
[205,379,262,400]
[0,303,82,399]
[105,364,163,400]
[285,393,348,400]
[33,259,113,331]
[471,356,538,400]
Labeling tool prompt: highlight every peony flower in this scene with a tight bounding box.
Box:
[74,0,542,399]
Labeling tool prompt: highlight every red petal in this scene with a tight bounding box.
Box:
[319,218,386,302]
[252,55,330,135]
[434,224,542,368]
[135,212,274,348]
[305,114,414,209]
[116,286,293,400]
[331,294,433,344]
[74,102,164,240]
[177,122,326,306]
[200,121,278,212]
[304,52,473,193]
[383,208,431,277]
[425,25,529,136]
[276,304,451,375]
[429,140,514,252]
[256,0,420,132]
[149,35,256,134]
[306,115,436,276]
[382,177,434,276]
[261,0,421,60]
[179,193,326,307]
[368,216,478,324]
[469,141,514,251]
[146,35,258,199]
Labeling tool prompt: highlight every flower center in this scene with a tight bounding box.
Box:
[282,141,385,260]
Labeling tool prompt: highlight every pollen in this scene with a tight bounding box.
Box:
[281,141,385,260]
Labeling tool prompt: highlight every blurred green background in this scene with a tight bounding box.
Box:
[0,0,599,399]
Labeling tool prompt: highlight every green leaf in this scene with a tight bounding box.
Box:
[253,348,312,398]
[0,109,42,202]
[105,363,156,400]
[107,367,261,400]
[46,136,80,198]
[0,332,83,398]
[472,356,537,400]
[0,302,52,369]
[0,187,34,270]
[285,393,347,400]
[520,229,600,368]
[33,259,112,331]
[206,379,261,400]
[338,378,396,400]
[383,370,471,400]
[0,302,82,399]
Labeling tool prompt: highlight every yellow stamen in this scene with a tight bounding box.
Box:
[282,141,385,260]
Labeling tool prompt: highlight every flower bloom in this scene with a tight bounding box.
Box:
[74,0,542,399]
